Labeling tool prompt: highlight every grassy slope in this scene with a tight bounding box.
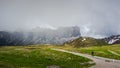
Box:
[65,37,107,47]
[0,45,92,68]
[57,44,120,60]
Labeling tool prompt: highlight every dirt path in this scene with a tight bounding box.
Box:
[52,49,120,68]
[108,50,120,56]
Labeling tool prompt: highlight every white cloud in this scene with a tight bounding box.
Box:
[0,0,120,38]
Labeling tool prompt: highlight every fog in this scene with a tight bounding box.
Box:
[0,0,120,38]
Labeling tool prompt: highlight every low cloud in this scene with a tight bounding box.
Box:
[0,0,120,38]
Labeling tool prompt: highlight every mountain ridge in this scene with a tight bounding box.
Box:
[0,26,81,45]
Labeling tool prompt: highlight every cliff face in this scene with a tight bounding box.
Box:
[0,26,81,45]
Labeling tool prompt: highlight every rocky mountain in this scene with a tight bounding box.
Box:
[65,37,107,47]
[0,26,81,46]
[104,35,120,44]
[65,35,120,47]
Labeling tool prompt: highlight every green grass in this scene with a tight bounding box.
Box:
[58,44,120,60]
[0,45,93,68]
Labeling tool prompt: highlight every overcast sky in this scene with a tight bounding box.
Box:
[0,0,120,38]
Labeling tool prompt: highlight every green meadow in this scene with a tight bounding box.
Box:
[0,44,120,68]
[0,45,93,68]
[58,44,120,60]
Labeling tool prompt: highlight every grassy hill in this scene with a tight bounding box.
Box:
[65,37,107,47]
[58,44,120,60]
[0,45,93,68]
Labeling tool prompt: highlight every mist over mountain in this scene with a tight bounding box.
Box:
[0,0,120,38]
[0,26,80,45]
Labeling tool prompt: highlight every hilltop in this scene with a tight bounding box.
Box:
[65,37,107,47]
